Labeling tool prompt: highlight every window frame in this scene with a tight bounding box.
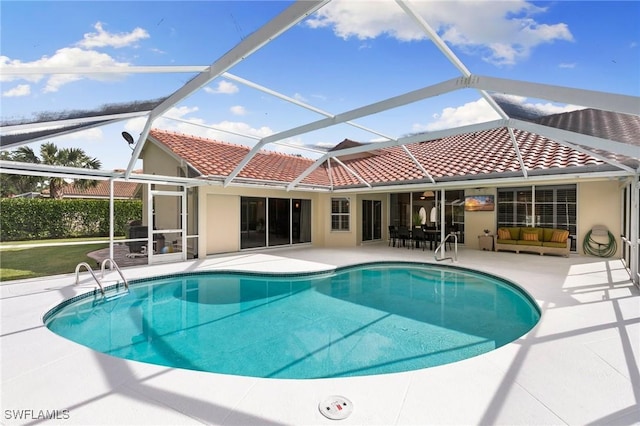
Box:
[331,197,351,232]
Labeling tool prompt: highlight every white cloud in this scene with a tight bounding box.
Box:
[230,105,247,116]
[415,95,582,132]
[124,105,272,145]
[559,62,576,69]
[204,80,239,95]
[1,47,132,92]
[306,0,573,66]
[1,21,147,92]
[67,127,104,141]
[415,98,500,132]
[44,48,131,92]
[2,84,31,97]
[77,22,149,49]
[293,93,307,102]
[123,105,322,159]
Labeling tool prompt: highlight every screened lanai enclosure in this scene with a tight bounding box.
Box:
[1,0,638,285]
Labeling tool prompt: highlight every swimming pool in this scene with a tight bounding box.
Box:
[45,262,540,379]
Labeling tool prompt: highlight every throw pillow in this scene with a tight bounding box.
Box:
[498,228,511,240]
[550,230,569,243]
[522,231,538,241]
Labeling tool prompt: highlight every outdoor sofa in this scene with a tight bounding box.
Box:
[494,227,570,257]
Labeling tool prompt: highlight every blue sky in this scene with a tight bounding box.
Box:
[1,1,639,170]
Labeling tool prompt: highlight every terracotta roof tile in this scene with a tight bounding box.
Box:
[60,177,141,199]
[149,125,615,190]
[149,129,331,187]
[326,127,608,186]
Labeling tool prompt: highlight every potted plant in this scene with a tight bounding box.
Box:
[413,212,423,227]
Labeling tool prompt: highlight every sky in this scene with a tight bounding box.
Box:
[1,0,639,171]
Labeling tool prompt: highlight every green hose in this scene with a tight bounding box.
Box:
[583,229,617,257]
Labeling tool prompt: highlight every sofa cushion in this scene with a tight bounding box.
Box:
[506,227,521,240]
[543,228,555,242]
[521,230,539,242]
[550,230,570,243]
[542,241,567,248]
[517,240,543,246]
[497,228,511,240]
[497,239,519,245]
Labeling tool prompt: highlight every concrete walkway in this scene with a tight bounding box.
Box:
[1,244,638,425]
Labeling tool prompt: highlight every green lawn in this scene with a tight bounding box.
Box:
[0,243,108,281]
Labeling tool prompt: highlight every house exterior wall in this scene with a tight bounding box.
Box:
[463,188,498,250]
[578,180,621,256]
[198,185,322,255]
[143,142,624,257]
[203,193,239,254]
[141,143,183,229]
[459,180,621,255]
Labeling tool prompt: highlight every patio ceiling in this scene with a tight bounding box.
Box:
[0,0,638,189]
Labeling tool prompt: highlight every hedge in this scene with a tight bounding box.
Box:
[0,198,142,241]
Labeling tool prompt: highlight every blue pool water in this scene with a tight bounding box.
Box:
[45,262,539,379]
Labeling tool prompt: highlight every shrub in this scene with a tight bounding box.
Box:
[0,198,142,241]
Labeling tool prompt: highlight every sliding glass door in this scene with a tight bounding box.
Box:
[241,197,311,249]
[362,199,382,241]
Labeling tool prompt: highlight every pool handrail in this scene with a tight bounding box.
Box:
[100,258,129,290]
[74,262,105,296]
[434,232,458,262]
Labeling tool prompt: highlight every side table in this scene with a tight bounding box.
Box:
[478,234,494,251]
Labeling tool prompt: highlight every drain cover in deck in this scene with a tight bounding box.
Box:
[319,395,353,420]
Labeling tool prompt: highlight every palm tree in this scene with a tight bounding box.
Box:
[14,143,102,199]
[0,149,43,197]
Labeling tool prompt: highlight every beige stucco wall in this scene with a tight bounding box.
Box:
[203,193,239,254]
[317,194,357,247]
[460,181,622,254]
[141,143,182,229]
[198,185,323,255]
[463,188,498,250]
[578,180,621,256]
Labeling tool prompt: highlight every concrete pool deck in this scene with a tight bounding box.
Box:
[1,244,639,425]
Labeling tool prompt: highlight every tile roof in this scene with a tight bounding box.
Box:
[326,127,610,187]
[148,129,331,187]
[534,108,640,168]
[535,108,640,146]
[46,176,141,199]
[148,124,620,190]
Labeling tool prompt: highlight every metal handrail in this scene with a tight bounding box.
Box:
[434,232,458,262]
[100,258,129,289]
[75,262,105,296]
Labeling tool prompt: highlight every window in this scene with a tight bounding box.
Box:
[497,185,577,251]
[331,197,350,231]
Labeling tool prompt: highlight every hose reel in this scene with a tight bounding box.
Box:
[583,225,617,257]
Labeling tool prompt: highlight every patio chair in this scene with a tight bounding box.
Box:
[126,224,148,258]
[397,226,411,248]
[412,227,426,250]
[388,225,398,247]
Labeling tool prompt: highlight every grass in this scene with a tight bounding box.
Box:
[0,242,108,282]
